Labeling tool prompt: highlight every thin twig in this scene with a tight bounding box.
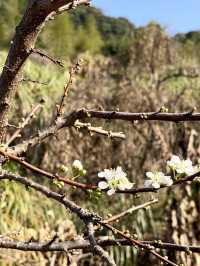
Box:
[0,149,96,190]
[7,104,42,146]
[31,48,64,68]
[56,60,84,118]
[103,199,158,224]
[75,121,126,140]
[56,69,73,118]
[100,222,178,266]
[21,78,48,86]
[116,170,200,194]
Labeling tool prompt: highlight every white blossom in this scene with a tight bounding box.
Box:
[98,166,133,195]
[144,171,173,189]
[72,160,83,171]
[167,155,196,175]
[72,160,86,176]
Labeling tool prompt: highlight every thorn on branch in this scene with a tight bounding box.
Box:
[56,59,84,118]
[31,48,64,68]
[43,234,58,248]
[21,78,48,86]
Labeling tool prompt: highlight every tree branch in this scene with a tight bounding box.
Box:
[0,0,90,141]
[12,109,200,156]
[0,149,96,190]
[103,199,158,224]
[0,171,101,223]
[6,104,42,146]
[0,237,199,254]
[75,121,126,140]
[0,148,199,194]
[85,109,200,122]
[86,222,116,266]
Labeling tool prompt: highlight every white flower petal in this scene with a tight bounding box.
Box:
[176,168,184,174]
[167,155,181,168]
[124,182,134,189]
[116,166,123,172]
[98,171,106,178]
[184,164,198,175]
[72,160,83,170]
[152,182,160,189]
[146,172,154,179]
[98,181,109,190]
[158,172,165,178]
[160,176,173,186]
[171,155,181,163]
[107,188,115,196]
[185,159,193,166]
[144,180,153,188]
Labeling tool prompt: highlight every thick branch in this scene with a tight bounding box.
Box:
[86,222,116,266]
[0,0,90,141]
[0,238,199,253]
[0,171,182,265]
[85,109,200,122]
[0,171,101,223]
[12,109,200,156]
[12,110,82,154]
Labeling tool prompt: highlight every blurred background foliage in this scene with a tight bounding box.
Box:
[1,1,200,266]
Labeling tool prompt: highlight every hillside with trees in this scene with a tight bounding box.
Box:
[1,1,200,266]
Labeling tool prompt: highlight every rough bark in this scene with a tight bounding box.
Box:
[0,0,88,142]
[0,1,48,141]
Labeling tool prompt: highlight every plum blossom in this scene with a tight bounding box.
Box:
[72,160,83,171]
[167,155,196,175]
[72,160,86,176]
[144,171,173,189]
[98,166,133,195]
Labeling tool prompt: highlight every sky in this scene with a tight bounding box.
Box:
[93,0,200,34]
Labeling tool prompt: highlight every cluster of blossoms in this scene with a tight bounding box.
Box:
[98,166,133,196]
[97,155,199,195]
[144,155,199,189]
[144,172,173,189]
[167,155,197,176]
[55,160,86,188]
